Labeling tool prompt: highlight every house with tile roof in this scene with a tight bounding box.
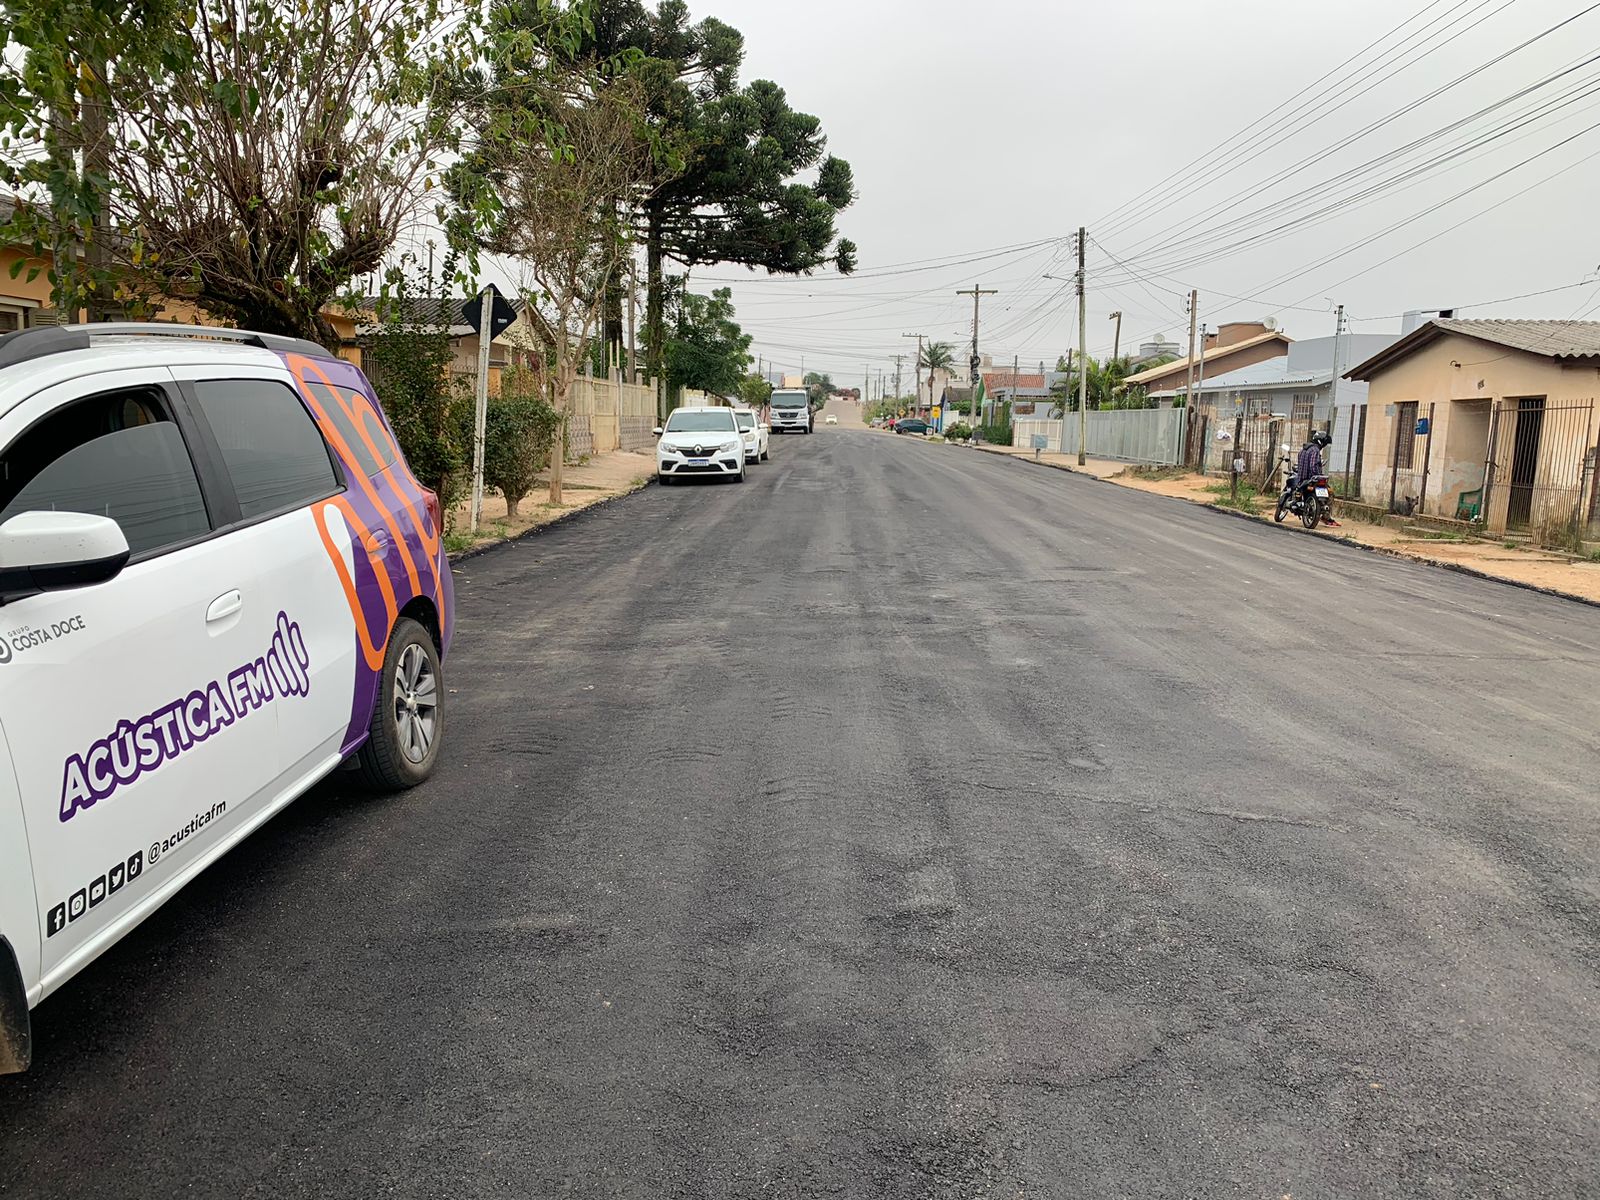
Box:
[1125,322,1293,399]
[1345,319,1600,539]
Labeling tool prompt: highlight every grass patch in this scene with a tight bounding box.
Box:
[1585,548,1600,563]
[1205,479,1263,514]
[443,530,475,555]
[1124,465,1189,481]
[1411,529,1471,542]
[1503,540,1521,551]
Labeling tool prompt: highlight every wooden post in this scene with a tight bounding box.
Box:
[1417,401,1437,516]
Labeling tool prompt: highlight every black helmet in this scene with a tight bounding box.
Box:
[1311,430,1333,448]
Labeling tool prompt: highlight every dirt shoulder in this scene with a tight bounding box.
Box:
[974,443,1600,605]
[445,448,657,558]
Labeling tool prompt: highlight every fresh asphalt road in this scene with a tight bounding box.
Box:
[4,423,1599,1198]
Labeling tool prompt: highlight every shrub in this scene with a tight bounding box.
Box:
[478,369,561,517]
[977,421,1011,446]
[944,421,973,441]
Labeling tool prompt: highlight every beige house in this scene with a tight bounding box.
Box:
[1124,321,1292,399]
[1346,319,1600,540]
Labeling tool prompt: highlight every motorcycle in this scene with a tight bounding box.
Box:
[1273,444,1333,529]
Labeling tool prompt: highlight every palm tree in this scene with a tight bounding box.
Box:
[919,340,955,410]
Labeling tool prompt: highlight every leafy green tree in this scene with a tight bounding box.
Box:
[1051,354,1153,410]
[803,370,836,408]
[666,286,752,395]
[517,0,858,397]
[0,0,193,317]
[736,372,773,407]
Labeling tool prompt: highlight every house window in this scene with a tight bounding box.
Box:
[1394,401,1418,469]
[1291,396,1313,422]
[0,308,22,333]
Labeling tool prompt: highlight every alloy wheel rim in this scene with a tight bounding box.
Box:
[393,643,438,764]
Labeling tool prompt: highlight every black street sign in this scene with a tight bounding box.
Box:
[462,284,517,341]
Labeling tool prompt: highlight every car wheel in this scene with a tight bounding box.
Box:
[658,471,673,486]
[357,617,443,791]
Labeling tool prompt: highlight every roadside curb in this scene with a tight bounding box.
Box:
[447,477,656,565]
[976,444,1600,611]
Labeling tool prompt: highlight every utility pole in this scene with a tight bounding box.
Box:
[902,333,925,414]
[1194,323,1210,415]
[1076,227,1088,466]
[1327,303,1345,421]
[1183,290,1199,407]
[956,283,998,409]
[892,354,904,409]
[1109,311,1123,363]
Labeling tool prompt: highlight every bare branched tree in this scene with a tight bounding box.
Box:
[488,80,658,504]
[96,0,463,345]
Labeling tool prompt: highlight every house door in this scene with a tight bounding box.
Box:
[1506,396,1546,530]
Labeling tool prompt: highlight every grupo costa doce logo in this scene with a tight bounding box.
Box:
[58,612,311,823]
[0,615,85,664]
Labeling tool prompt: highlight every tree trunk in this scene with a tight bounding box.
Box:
[506,495,521,518]
[549,358,568,507]
[646,203,666,421]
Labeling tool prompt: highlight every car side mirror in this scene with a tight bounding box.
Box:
[0,511,131,599]
[653,426,664,437]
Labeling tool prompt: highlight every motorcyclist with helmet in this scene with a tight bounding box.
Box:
[1294,430,1338,526]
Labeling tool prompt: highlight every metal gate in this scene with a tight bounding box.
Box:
[1484,397,1596,543]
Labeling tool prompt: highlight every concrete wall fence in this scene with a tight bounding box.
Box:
[567,376,659,456]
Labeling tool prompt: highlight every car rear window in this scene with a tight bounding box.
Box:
[191,380,341,520]
[300,380,398,477]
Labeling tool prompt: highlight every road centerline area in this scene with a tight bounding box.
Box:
[5,427,1597,1198]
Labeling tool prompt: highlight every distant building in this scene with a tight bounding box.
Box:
[1130,334,1181,366]
[1124,321,1292,397]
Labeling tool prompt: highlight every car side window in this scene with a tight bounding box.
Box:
[0,388,211,557]
[191,379,341,520]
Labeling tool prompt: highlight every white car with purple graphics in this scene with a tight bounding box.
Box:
[0,324,455,1073]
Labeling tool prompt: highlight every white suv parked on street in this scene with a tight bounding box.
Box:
[0,324,455,1073]
[655,407,746,483]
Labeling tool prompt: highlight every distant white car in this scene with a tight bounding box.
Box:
[655,407,745,484]
[824,414,838,425]
[733,409,770,463]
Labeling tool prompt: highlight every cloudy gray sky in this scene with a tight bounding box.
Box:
[684,0,1600,387]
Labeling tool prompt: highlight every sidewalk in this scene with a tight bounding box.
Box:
[445,447,656,557]
[974,443,1600,605]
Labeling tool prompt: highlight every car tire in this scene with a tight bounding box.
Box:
[357,617,444,791]
[658,471,673,486]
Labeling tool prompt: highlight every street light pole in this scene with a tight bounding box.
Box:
[1109,310,1122,363]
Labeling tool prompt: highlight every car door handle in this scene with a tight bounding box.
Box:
[206,590,243,623]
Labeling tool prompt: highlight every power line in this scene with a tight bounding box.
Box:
[1116,46,1600,272]
[1094,0,1488,239]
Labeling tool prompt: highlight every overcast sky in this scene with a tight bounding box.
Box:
[677,0,1600,386]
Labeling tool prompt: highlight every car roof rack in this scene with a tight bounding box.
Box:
[0,323,335,373]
